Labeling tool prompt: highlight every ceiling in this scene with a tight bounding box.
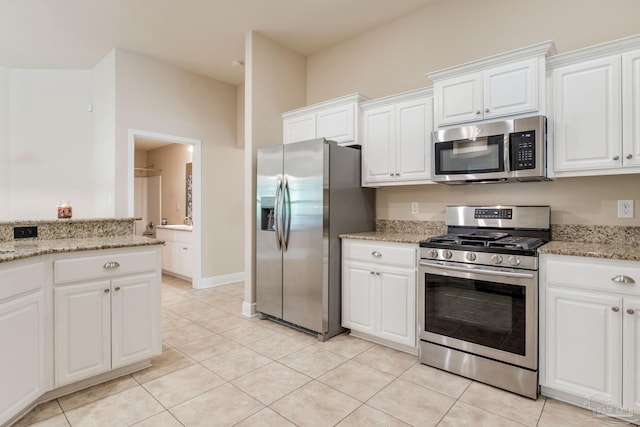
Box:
[0,0,437,85]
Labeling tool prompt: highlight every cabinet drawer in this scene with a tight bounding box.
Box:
[544,255,640,294]
[343,240,416,268]
[54,249,159,285]
[0,259,48,300]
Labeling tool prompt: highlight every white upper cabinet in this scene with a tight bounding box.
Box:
[282,93,369,146]
[361,87,434,187]
[428,41,555,127]
[548,35,640,177]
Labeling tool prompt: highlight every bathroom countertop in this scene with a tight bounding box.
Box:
[0,235,163,264]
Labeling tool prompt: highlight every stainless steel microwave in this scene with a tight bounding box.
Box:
[432,115,547,184]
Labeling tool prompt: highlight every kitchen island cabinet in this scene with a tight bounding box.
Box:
[540,254,640,423]
[54,247,161,387]
[342,239,417,354]
[0,259,49,426]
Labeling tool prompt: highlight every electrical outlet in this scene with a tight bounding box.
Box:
[617,200,634,218]
[411,202,419,214]
[14,226,38,239]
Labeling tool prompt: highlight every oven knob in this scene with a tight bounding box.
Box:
[465,252,477,261]
[491,254,503,265]
[443,250,453,259]
[428,249,438,258]
[508,256,521,266]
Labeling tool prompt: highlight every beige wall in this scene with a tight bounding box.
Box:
[115,49,244,279]
[146,144,192,225]
[306,0,640,226]
[244,32,306,308]
[0,67,9,219]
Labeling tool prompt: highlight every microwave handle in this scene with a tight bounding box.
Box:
[503,134,511,173]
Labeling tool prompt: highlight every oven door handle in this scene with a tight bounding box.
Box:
[420,261,536,279]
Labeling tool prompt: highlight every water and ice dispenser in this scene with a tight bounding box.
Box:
[260,196,275,231]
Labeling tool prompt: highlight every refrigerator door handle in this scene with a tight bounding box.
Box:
[282,177,291,251]
[274,177,283,250]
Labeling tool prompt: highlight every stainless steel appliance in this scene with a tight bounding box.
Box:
[418,205,551,399]
[256,138,375,341]
[432,115,547,184]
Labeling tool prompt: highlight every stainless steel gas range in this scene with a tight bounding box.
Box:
[418,205,550,399]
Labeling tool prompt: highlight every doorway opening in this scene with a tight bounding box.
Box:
[127,129,202,289]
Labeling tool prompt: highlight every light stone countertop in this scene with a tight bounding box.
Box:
[0,235,163,264]
[339,231,432,244]
[537,241,640,261]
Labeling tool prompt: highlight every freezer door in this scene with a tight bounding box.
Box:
[282,139,328,333]
[256,145,284,319]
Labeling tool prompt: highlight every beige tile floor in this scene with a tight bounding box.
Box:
[14,275,635,427]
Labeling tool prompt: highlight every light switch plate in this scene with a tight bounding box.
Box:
[411,202,419,214]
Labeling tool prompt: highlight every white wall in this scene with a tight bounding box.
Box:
[306,0,640,226]
[244,31,306,312]
[114,49,244,280]
[0,67,10,219]
[5,69,96,220]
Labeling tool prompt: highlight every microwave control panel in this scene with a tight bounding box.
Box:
[510,130,536,170]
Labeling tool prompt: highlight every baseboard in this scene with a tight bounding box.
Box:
[197,271,245,289]
[241,301,257,318]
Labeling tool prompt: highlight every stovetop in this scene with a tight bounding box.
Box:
[422,232,545,252]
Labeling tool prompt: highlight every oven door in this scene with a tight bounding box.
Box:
[418,259,538,370]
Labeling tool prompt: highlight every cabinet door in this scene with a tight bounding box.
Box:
[545,286,622,405]
[553,56,622,173]
[623,49,640,168]
[377,267,416,348]
[316,103,355,144]
[434,72,483,126]
[172,243,192,278]
[362,105,395,185]
[395,97,433,183]
[283,113,316,144]
[111,273,161,369]
[623,296,640,415]
[0,290,45,426]
[160,240,173,273]
[342,261,376,335]
[484,58,538,119]
[55,281,111,386]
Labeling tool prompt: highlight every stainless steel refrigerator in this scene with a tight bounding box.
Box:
[256,138,375,341]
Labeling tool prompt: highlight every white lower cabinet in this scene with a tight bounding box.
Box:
[342,239,417,352]
[54,248,161,387]
[0,260,49,426]
[156,228,193,279]
[541,254,640,422]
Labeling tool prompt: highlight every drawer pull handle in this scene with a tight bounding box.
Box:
[103,261,120,269]
[612,306,620,312]
[371,251,382,258]
[612,275,635,284]
[628,309,636,315]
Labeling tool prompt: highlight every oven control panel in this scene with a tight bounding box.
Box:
[474,208,513,220]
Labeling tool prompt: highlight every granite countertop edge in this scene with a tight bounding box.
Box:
[537,241,640,262]
[0,236,164,264]
[341,232,640,262]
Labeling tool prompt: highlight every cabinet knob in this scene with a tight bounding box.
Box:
[375,272,381,276]
[389,173,394,177]
[104,288,110,294]
[484,108,490,113]
[475,110,481,115]
[613,155,620,161]
[114,286,121,292]
[628,309,636,315]
[611,275,635,284]
[612,306,620,312]
[371,251,382,258]
[370,271,375,276]
[395,173,400,177]
[627,154,633,160]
